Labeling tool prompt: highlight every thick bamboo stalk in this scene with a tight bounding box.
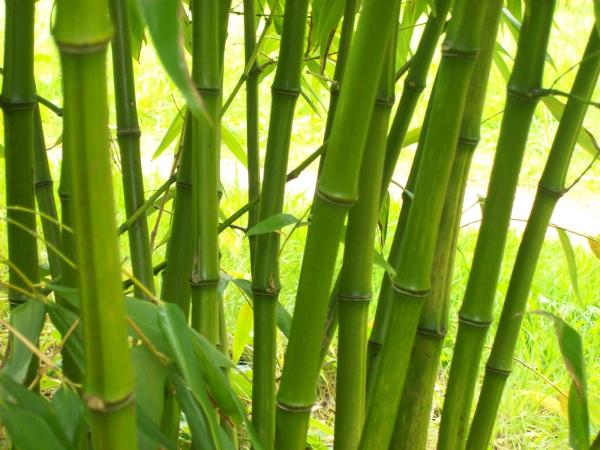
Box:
[358,1,487,448]
[250,1,310,447]
[274,1,400,448]
[109,0,155,299]
[53,0,137,448]
[244,0,261,267]
[190,0,221,344]
[437,2,556,448]
[334,29,397,450]
[33,105,62,282]
[379,0,452,199]
[1,0,39,310]
[467,27,600,450]
[389,3,503,448]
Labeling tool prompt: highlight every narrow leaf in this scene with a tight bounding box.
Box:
[222,125,248,167]
[246,213,300,237]
[557,229,581,298]
[232,301,253,364]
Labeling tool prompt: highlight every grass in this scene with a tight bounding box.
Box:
[0,1,599,448]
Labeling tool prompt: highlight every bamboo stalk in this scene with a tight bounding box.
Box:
[190,0,221,344]
[33,104,62,282]
[109,0,155,299]
[244,0,261,268]
[250,1,310,447]
[389,2,503,448]
[437,2,556,448]
[1,0,39,311]
[358,1,487,448]
[334,25,398,450]
[467,27,600,450]
[379,0,452,199]
[274,1,401,448]
[53,0,137,447]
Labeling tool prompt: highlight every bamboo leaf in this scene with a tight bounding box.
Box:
[128,0,146,60]
[152,112,184,159]
[131,346,167,426]
[245,213,300,236]
[232,300,253,364]
[51,387,86,448]
[538,313,590,450]
[595,1,600,37]
[592,431,600,450]
[588,236,600,259]
[373,249,397,278]
[136,406,176,450]
[222,124,248,167]
[0,408,71,450]
[557,229,581,298]
[1,299,46,383]
[135,0,204,118]
[45,304,85,375]
[311,0,345,57]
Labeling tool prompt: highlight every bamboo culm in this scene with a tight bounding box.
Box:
[250,1,310,447]
[109,0,155,299]
[358,0,488,448]
[467,27,600,450]
[389,2,504,448]
[334,25,398,450]
[53,0,138,447]
[437,2,557,448]
[274,1,401,448]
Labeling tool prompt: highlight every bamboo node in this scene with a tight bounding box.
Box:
[252,287,280,297]
[367,339,383,349]
[485,365,511,377]
[55,39,110,55]
[458,314,492,328]
[375,95,396,107]
[0,96,36,112]
[189,277,220,287]
[337,292,372,303]
[390,283,429,298]
[195,86,220,96]
[84,392,134,413]
[176,180,192,190]
[116,127,142,138]
[441,45,479,59]
[35,180,54,189]
[537,185,564,199]
[405,79,426,91]
[271,86,301,97]
[507,85,541,102]
[276,400,313,413]
[315,187,356,208]
[416,326,447,339]
[457,136,479,148]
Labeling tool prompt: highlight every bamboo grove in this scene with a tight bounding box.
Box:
[0,0,599,449]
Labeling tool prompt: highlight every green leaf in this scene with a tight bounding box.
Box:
[137,405,176,450]
[373,249,396,278]
[128,0,146,60]
[132,345,167,426]
[557,229,581,299]
[595,1,600,37]
[541,314,590,450]
[1,299,46,383]
[232,300,253,364]
[136,0,204,118]
[312,0,344,56]
[222,124,248,167]
[542,96,598,157]
[0,375,72,449]
[246,213,300,237]
[51,387,86,448]
[152,111,184,159]
[45,303,85,375]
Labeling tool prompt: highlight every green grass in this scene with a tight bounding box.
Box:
[0,1,599,448]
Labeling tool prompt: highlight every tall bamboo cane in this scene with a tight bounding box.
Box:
[109,0,155,299]
[190,0,221,344]
[274,1,400,448]
[33,105,62,282]
[334,27,397,450]
[467,27,600,450]
[437,2,556,448]
[244,0,261,267]
[358,1,487,448]
[53,0,137,448]
[250,1,310,447]
[389,2,503,448]
[1,0,39,311]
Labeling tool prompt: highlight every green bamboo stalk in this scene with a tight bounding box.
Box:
[250,1,310,447]
[358,1,487,448]
[244,0,261,267]
[190,0,221,344]
[53,0,137,447]
[1,0,39,310]
[467,27,600,450]
[109,0,155,299]
[334,28,397,450]
[33,104,62,282]
[274,1,400,448]
[379,0,452,200]
[437,2,556,448]
[389,3,503,448]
